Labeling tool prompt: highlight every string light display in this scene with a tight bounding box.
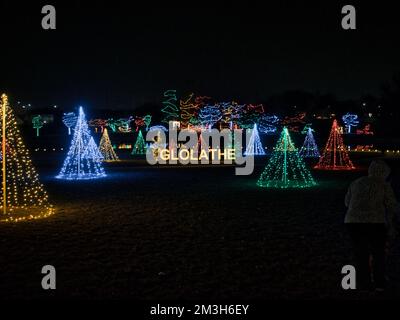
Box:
[314,119,355,170]
[258,114,279,134]
[180,93,198,128]
[237,103,264,129]
[161,90,180,124]
[199,104,222,129]
[108,118,133,133]
[32,115,44,137]
[257,127,316,188]
[56,106,106,180]
[342,113,359,134]
[356,124,374,135]
[1,94,54,222]
[282,112,306,132]
[143,115,152,131]
[63,112,78,135]
[99,128,119,162]
[220,102,234,129]
[132,130,146,155]
[134,115,152,132]
[88,118,107,133]
[134,117,145,132]
[299,127,320,158]
[244,123,266,156]
[230,102,245,129]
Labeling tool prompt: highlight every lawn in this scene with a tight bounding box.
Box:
[0,155,399,300]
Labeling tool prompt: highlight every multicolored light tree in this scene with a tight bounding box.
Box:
[299,127,320,158]
[63,112,78,135]
[56,107,106,180]
[132,130,146,155]
[257,127,316,188]
[99,128,119,161]
[32,115,44,137]
[314,119,355,170]
[1,94,54,222]
[161,90,179,124]
[244,124,266,156]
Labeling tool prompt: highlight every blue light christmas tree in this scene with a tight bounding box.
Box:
[56,107,106,180]
[257,127,316,188]
[244,123,266,155]
[299,127,320,158]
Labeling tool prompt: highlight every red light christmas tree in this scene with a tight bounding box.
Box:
[314,119,355,170]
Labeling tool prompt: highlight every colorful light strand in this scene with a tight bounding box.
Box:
[258,114,279,134]
[161,90,179,124]
[180,93,198,128]
[199,104,222,130]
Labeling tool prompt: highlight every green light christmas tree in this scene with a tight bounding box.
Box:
[257,127,316,189]
[132,130,146,155]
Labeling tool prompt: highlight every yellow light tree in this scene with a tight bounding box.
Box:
[99,128,119,161]
[0,94,54,222]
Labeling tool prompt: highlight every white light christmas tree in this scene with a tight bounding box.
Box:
[244,123,266,156]
[299,127,320,158]
[83,137,103,162]
[56,107,106,180]
[99,128,119,161]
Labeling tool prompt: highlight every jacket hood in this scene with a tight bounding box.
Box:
[368,160,390,180]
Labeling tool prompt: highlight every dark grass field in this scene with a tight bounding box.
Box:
[0,153,400,300]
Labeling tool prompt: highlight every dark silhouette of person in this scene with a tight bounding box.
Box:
[345,160,398,291]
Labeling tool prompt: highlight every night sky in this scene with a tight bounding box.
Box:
[1,1,400,110]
